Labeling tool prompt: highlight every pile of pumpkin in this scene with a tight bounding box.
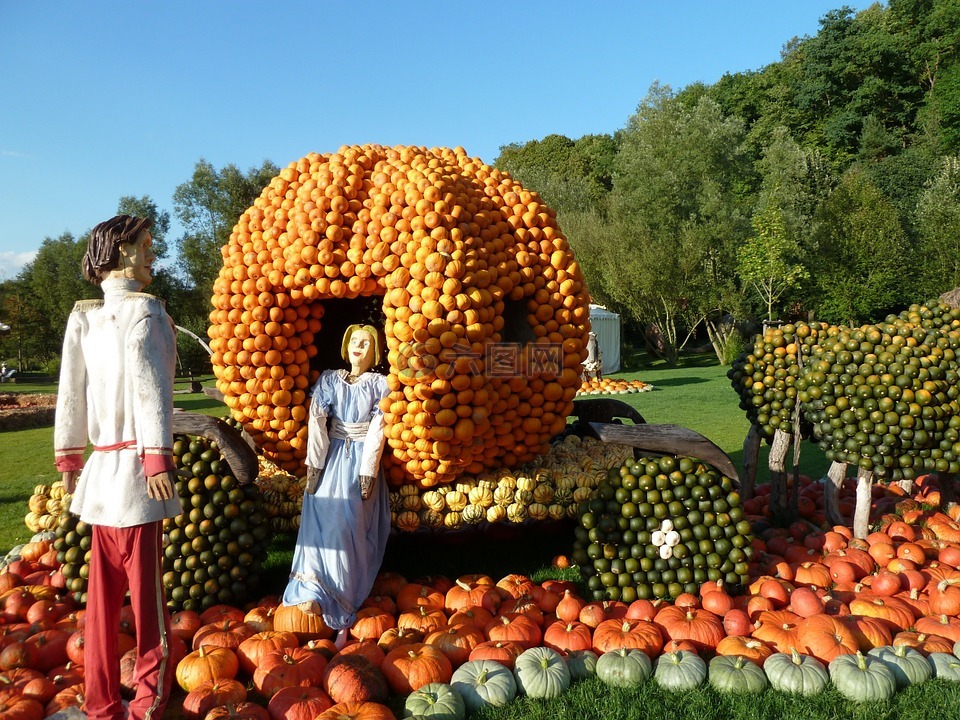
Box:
[253,457,305,534]
[576,378,653,396]
[5,536,960,720]
[208,144,592,489]
[37,433,272,612]
[573,454,755,603]
[728,300,960,482]
[23,482,68,536]
[387,435,633,532]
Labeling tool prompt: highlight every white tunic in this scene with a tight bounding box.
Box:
[54,277,183,527]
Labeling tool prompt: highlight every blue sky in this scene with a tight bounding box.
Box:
[0,1,873,280]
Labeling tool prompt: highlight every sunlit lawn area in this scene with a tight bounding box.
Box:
[4,359,960,719]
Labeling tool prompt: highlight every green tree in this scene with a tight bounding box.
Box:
[915,155,960,293]
[806,168,912,324]
[495,132,618,214]
[606,84,753,363]
[738,201,809,321]
[173,158,279,294]
[15,233,92,363]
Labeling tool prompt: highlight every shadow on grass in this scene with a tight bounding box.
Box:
[621,347,722,372]
[645,376,711,388]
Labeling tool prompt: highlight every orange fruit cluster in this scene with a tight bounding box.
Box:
[209,145,591,487]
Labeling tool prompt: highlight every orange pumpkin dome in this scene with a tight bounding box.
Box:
[208,144,591,487]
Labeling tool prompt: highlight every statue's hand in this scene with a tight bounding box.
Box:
[147,471,176,501]
[306,466,323,494]
[62,471,77,495]
[359,475,375,500]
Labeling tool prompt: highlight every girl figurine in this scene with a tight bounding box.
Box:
[282,324,391,647]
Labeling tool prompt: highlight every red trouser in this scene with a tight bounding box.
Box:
[85,522,173,720]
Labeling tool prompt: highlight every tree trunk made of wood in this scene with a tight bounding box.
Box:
[824,461,848,527]
[740,424,761,501]
[768,428,792,525]
[854,466,874,540]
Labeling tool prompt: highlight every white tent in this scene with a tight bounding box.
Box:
[588,304,621,374]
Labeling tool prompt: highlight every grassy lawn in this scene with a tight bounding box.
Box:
[6,359,960,718]
[0,354,834,576]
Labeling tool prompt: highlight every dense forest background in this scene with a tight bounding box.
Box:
[3,1,960,371]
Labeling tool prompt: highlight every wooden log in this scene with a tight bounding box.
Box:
[741,425,761,500]
[854,466,874,540]
[171,409,259,485]
[587,422,739,483]
[572,398,646,425]
[768,428,792,523]
[824,461,847,527]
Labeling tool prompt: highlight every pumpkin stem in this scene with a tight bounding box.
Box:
[456,580,471,591]
[855,651,868,670]
[789,648,802,664]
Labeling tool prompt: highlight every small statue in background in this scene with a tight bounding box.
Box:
[583,330,603,381]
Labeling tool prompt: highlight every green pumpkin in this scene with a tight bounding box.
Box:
[596,648,652,688]
[513,646,571,699]
[929,652,960,682]
[829,651,896,702]
[565,649,598,681]
[953,639,960,661]
[867,645,932,689]
[763,649,828,696]
[653,650,706,691]
[450,660,517,713]
[403,682,465,720]
[709,655,768,694]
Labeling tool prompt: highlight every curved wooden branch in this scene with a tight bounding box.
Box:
[171,409,259,485]
[588,422,739,483]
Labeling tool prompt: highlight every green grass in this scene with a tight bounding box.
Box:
[458,676,960,720]
[7,357,960,719]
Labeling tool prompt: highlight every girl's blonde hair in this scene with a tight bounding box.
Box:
[341,324,383,365]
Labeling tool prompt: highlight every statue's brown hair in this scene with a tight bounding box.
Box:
[82,215,153,284]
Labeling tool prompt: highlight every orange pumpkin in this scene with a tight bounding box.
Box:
[796,614,858,663]
[653,606,724,652]
[315,702,396,720]
[848,594,915,632]
[349,609,396,643]
[542,621,593,654]
[467,640,524,669]
[183,679,248,720]
[424,624,485,667]
[483,613,541,649]
[914,613,960,643]
[176,646,240,692]
[253,648,329,698]
[266,686,334,720]
[193,620,257,652]
[376,627,423,654]
[715,636,773,666]
[272,605,335,643]
[591,619,663,656]
[236,631,299,676]
[444,579,501,614]
[321,654,389,705]
[751,610,801,654]
[203,702,272,720]
[380,643,452,695]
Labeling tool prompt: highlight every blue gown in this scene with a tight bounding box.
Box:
[282,369,391,629]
